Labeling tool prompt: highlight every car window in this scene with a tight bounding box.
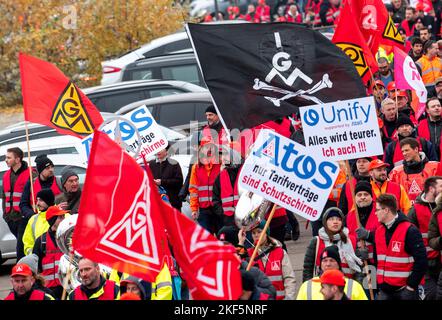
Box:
[161,65,199,85]
[195,102,214,123]
[0,147,79,162]
[156,102,196,128]
[143,47,165,59]
[131,69,154,81]
[100,90,147,113]
[149,88,184,98]
[163,39,192,53]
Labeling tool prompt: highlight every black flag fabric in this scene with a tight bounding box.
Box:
[186,23,367,131]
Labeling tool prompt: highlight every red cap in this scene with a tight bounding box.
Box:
[119,292,142,300]
[387,81,396,91]
[11,264,33,277]
[415,2,424,11]
[393,90,408,98]
[313,269,346,286]
[372,80,385,89]
[369,159,390,171]
[45,205,69,221]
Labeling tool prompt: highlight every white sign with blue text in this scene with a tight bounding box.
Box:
[78,105,168,163]
[300,96,383,161]
[238,130,339,221]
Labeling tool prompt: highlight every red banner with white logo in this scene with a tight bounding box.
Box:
[161,203,242,300]
[73,130,170,282]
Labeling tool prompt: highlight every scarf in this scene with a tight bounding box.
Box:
[318,227,362,273]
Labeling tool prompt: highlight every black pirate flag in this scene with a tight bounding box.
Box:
[186,23,366,131]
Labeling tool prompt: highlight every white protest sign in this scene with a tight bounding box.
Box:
[78,105,168,163]
[300,96,383,161]
[238,130,339,221]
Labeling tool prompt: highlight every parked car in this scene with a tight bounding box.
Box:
[101,32,192,86]
[190,0,252,19]
[116,91,212,135]
[121,52,206,88]
[83,79,206,114]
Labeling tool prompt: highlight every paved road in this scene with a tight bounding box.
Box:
[0,217,312,299]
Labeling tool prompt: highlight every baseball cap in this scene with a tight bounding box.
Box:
[369,159,390,171]
[393,90,408,98]
[386,81,396,92]
[313,269,346,286]
[11,263,33,277]
[45,206,69,221]
[372,80,385,89]
[435,77,442,86]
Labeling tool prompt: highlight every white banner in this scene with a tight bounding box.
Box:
[238,130,339,221]
[300,96,383,161]
[79,105,168,163]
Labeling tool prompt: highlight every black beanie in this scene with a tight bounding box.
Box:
[205,105,217,114]
[35,154,53,174]
[217,226,239,246]
[355,180,373,196]
[320,245,342,268]
[396,114,414,129]
[36,189,55,207]
[240,269,255,292]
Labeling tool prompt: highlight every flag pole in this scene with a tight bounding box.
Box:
[61,251,75,300]
[246,203,277,271]
[24,121,36,212]
[344,160,374,300]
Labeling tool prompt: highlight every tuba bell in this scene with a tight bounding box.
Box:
[234,188,272,231]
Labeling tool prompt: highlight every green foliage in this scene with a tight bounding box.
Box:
[0,0,187,108]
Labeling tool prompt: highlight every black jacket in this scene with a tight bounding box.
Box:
[240,261,276,299]
[369,212,428,292]
[148,158,183,210]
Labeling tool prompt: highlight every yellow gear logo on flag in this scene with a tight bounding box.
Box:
[51,82,94,135]
[383,17,404,45]
[335,43,369,78]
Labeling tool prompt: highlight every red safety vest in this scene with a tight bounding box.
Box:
[389,162,439,203]
[41,233,63,288]
[255,5,271,22]
[196,164,220,208]
[220,169,240,216]
[202,126,229,146]
[414,203,440,260]
[418,118,442,158]
[371,181,402,205]
[344,178,358,212]
[73,280,116,300]
[315,236,357,279]
[248,246,285,300]
[346,206,380,264]
[375,221,414,287]
[391,138,424,167]
[33,177,62,203]
[438,212,442,263]
[3,169,31,214]
[4,289,46,300]
[382,125,398,148]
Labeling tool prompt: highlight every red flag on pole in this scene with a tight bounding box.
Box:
[332,1,378,85]
[159,199,242,299]
[72,130,169,282]
[346,0,404,55]
[19,53,103,138]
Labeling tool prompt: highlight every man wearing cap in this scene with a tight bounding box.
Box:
[315,269,350,300]
[33,205,69,299]
[389,137,440,202]
[4,263,54,300]
[346,181,380,267]
[408,176,442,300]
[368,159,411,215]
[379,98,399,148]
[338,157,372,216]
[119,274,152,300]
[19,154,62,252]
[22,188,54,255]
[395,90,418,124]
[374,194,427,300]
[416,40,442,93]
[198,104,229,147]
[2,147,34,261]
[54,165,82,214]
[418,96,442,159]
[297,246,367,300]
[372,80,387,111]
[384,114,437,170]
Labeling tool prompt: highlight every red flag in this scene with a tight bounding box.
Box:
[72,130,169,282]
[19,53,103,138]
[346,0,404,55]
[158,197,242,299]
[332,1,378,85]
